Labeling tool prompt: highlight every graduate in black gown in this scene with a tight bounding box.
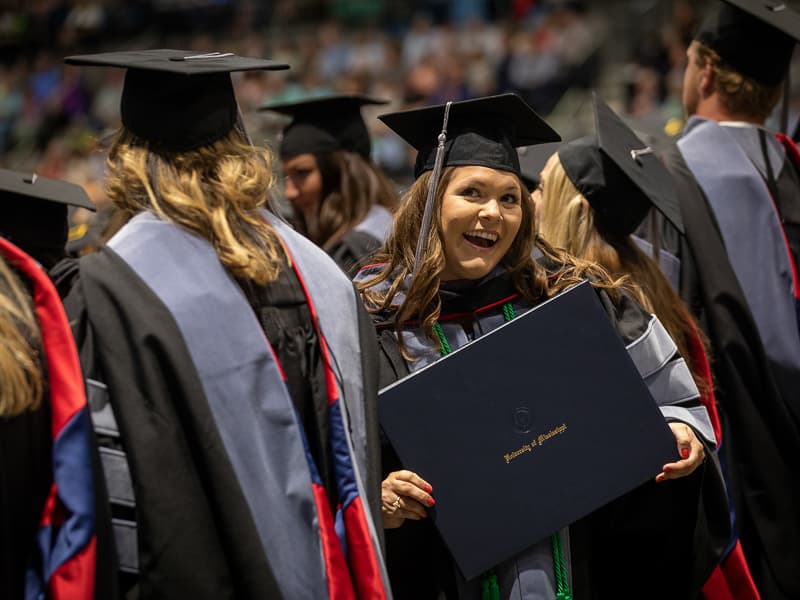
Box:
[354,94,724,599]
[60,49,391,599]
[637,2,800,597]
[261,95,399,274]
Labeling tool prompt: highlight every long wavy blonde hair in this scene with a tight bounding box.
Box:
[537,152,708,389]
[358,165,625,358]
[106,127,286,284]
[0,256,43,417]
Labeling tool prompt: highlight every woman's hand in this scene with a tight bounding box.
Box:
[382,470,436,529]
[656,422,705,483]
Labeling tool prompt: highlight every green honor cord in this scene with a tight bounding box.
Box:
[551,531,572,600]
[432,302,572,600]
[480,569,500,600]
[431,321,453,355]
[501,301,516,322]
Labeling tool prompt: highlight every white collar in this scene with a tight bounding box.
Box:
[719,121,762,129]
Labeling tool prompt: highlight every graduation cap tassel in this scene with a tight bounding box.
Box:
[411,100,453,283]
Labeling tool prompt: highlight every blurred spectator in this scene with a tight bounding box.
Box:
[315,21,351,80]
[504,3,599,113]
[60,0,107,48]
[402,13,442,67]
[0,64,25,152]
[625,0,703,135]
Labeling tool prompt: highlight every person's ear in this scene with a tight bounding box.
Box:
[577,194,590,219]
[699,58,715,97]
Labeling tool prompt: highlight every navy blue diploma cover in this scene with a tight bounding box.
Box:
[378,280,677,580]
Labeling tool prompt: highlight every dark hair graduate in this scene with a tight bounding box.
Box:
[311,149,398,251]
[263,94,398,252]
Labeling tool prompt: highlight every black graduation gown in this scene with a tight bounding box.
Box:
[62,246,384,599]
[372,270,726,600]
[329,229,383,276]
[639,137,800,600]
[0,400,51,599]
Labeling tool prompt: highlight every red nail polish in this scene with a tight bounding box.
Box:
[424,484,433,493]
[663,466,671,473]
[680,448,690,459]
[427,497,436,507]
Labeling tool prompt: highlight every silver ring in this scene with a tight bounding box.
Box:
[391,496,401,509]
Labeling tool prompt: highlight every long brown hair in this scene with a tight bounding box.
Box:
[0,256,43,417]
[358,166,626,358]
[106,127,286,285]
[537,152,709,390]
[311,151,398,250]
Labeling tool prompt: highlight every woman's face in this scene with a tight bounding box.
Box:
[283,153,323,222]
[439,166,524,281]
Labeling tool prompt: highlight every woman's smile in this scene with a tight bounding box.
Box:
[462,229,499,249]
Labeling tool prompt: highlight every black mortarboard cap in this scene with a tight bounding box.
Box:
[261,94,389,160]
[378,94,560,178]
[696,0,800,86]
[517,142,562,192]
[0,169,94,211]
[0,169,95,268]
[558,94,684,237]
[65,50,290,152]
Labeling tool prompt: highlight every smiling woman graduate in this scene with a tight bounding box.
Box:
[59,49,391,600]
[355,94,724,600]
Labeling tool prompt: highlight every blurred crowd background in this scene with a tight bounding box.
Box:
[2,0,800,241]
